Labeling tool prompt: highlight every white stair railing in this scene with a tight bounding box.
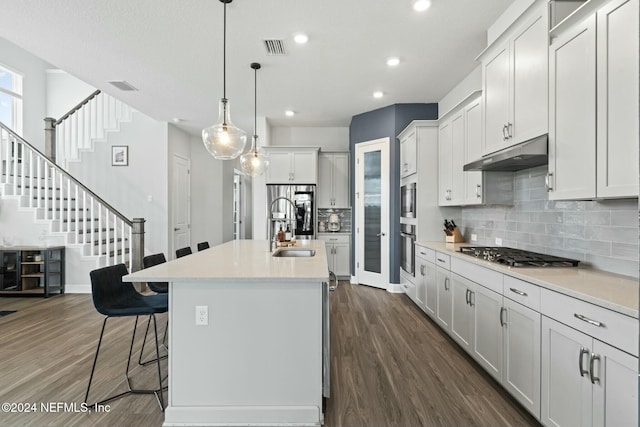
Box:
[45,90,134,169]
[0,122,140,268]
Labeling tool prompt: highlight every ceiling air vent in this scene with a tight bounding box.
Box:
[263,40,287,56]
[108,80,139,91]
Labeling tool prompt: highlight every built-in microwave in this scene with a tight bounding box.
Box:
[400,182,416,219]
[400,223,416,276]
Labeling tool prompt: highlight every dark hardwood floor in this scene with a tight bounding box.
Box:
[0,283,540,427]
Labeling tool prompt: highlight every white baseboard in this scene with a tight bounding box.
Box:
[387,283,404,293]
[64,284,91,294]
[350,275,357,284]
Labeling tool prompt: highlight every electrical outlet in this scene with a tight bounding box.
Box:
[195,305,208,326]
[495,237,503,246]
[471,234,477,242]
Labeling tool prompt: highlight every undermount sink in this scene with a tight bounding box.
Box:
[272,248,316,257]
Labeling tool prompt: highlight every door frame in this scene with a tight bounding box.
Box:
[354,137,390,290]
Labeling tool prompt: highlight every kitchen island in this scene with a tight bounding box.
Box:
[124,239,330,427]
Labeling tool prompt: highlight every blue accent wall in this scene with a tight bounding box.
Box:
[349,103,438,284]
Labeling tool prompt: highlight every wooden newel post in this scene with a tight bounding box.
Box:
[44,117,56,164]
[132,218,145,273]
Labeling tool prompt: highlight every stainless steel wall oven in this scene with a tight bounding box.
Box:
[400,182,416,219]
[400,223,416,276]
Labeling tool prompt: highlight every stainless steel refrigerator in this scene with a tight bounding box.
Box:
[266,185,316,240]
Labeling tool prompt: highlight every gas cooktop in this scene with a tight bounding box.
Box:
[459,246,580,268]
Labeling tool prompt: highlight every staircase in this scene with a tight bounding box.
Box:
[46,90,134,169]
[0,122,140,279]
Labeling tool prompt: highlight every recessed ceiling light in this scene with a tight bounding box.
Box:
[172,118,183,123]
[285,110,295,117]
[373,91,384,99]
[293,33,308,44]
[386,57,400,67]
[413,0,431,12]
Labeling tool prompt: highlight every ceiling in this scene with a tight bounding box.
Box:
[0,0,513,137]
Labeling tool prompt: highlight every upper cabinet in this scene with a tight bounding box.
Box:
[438,95,513,207]
[318,152,350,208]
[264,147,319,184]
[400,130,418,178]
[548,0,638,199]
[481,2,549,156]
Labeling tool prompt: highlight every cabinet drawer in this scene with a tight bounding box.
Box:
[503,276,541,312]
[541,288,638,356]
[318,234,349,245]
[415,245,435,263]
[434,252,451,270]
[450,257,503,294]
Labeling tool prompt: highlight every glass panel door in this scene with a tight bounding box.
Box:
[364,150,382,273]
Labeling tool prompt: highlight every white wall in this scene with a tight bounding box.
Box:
[168,124,192,255]
[66,114,170,256]
[45,70,95,120]
[0,36,51,148]
[269,126,349,151]
[190,135,227,247]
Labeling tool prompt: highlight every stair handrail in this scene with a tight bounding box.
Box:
[1,122,132,227]
[54,89,102,126]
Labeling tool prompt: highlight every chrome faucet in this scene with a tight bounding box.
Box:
[269,196,296,252]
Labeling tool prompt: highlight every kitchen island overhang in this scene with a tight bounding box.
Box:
[124,240,330,427]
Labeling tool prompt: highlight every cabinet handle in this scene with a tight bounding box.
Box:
[509,287,528,297]
[574,313,604,328]
[444,277,450,291]
[579,347,589,377]
[545,172,553,192]
[499,307,506,327]
[507,122,513,138]
[465,288,470,305]
[502,124,509,141]
[476,184,481,198]
[469,291,475,307]
[403,162,409,172]
[589,353,600,384]
[419,251,426,256]
[436,257,446,264]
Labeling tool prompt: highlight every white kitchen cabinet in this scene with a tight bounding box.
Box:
[435,266,452,330]
[548,14,597,200]
[462,97,484,205]
[415,244,437,318]
[450,273,475,353]
[548,0,639,200]
[264,147,318,184]
[318,234,350,278]
[595,0,639,198]
[415,258,428,310]
[472,282,504,382]
[438,110,464,206]
[400,129,417,178]
[502,297,541,418]
[541,316,638,427]
[481,2,548,156]
[318,152,350,208]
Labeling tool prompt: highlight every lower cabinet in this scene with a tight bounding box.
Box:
[472,283,504,382]
[450,273,474,353]
[541,316,638,427]
[435,266,452,330]
[318,234,350,278]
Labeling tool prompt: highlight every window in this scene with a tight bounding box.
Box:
[0,64,23,134]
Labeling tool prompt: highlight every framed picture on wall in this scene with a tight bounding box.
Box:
[112,145,129,166]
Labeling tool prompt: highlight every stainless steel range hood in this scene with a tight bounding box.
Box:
[464,134,548,172]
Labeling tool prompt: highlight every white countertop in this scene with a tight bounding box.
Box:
[416,241,639,318]
[124,239,329,283]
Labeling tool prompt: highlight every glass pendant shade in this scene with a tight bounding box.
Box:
[239,135,269,177]
[202,98,247,160]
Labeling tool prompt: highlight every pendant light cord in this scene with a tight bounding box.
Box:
[254,66,258,153]
[222,1,227,101]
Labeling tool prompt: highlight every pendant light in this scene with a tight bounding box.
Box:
[239,63,269,176]
[202,0,247,160]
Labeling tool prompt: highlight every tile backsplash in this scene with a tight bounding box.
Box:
[318,208,351,233]
[461,166,639,278]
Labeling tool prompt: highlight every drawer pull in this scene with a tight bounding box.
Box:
[419,251,427,255]
[589,353,600,384]
[574,313,604,328]
[437,258,446,264]
[579,347,589,377]
[509,288,528,297]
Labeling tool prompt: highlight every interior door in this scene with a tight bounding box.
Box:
[172,154,191,257]
[355,138,389,289]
